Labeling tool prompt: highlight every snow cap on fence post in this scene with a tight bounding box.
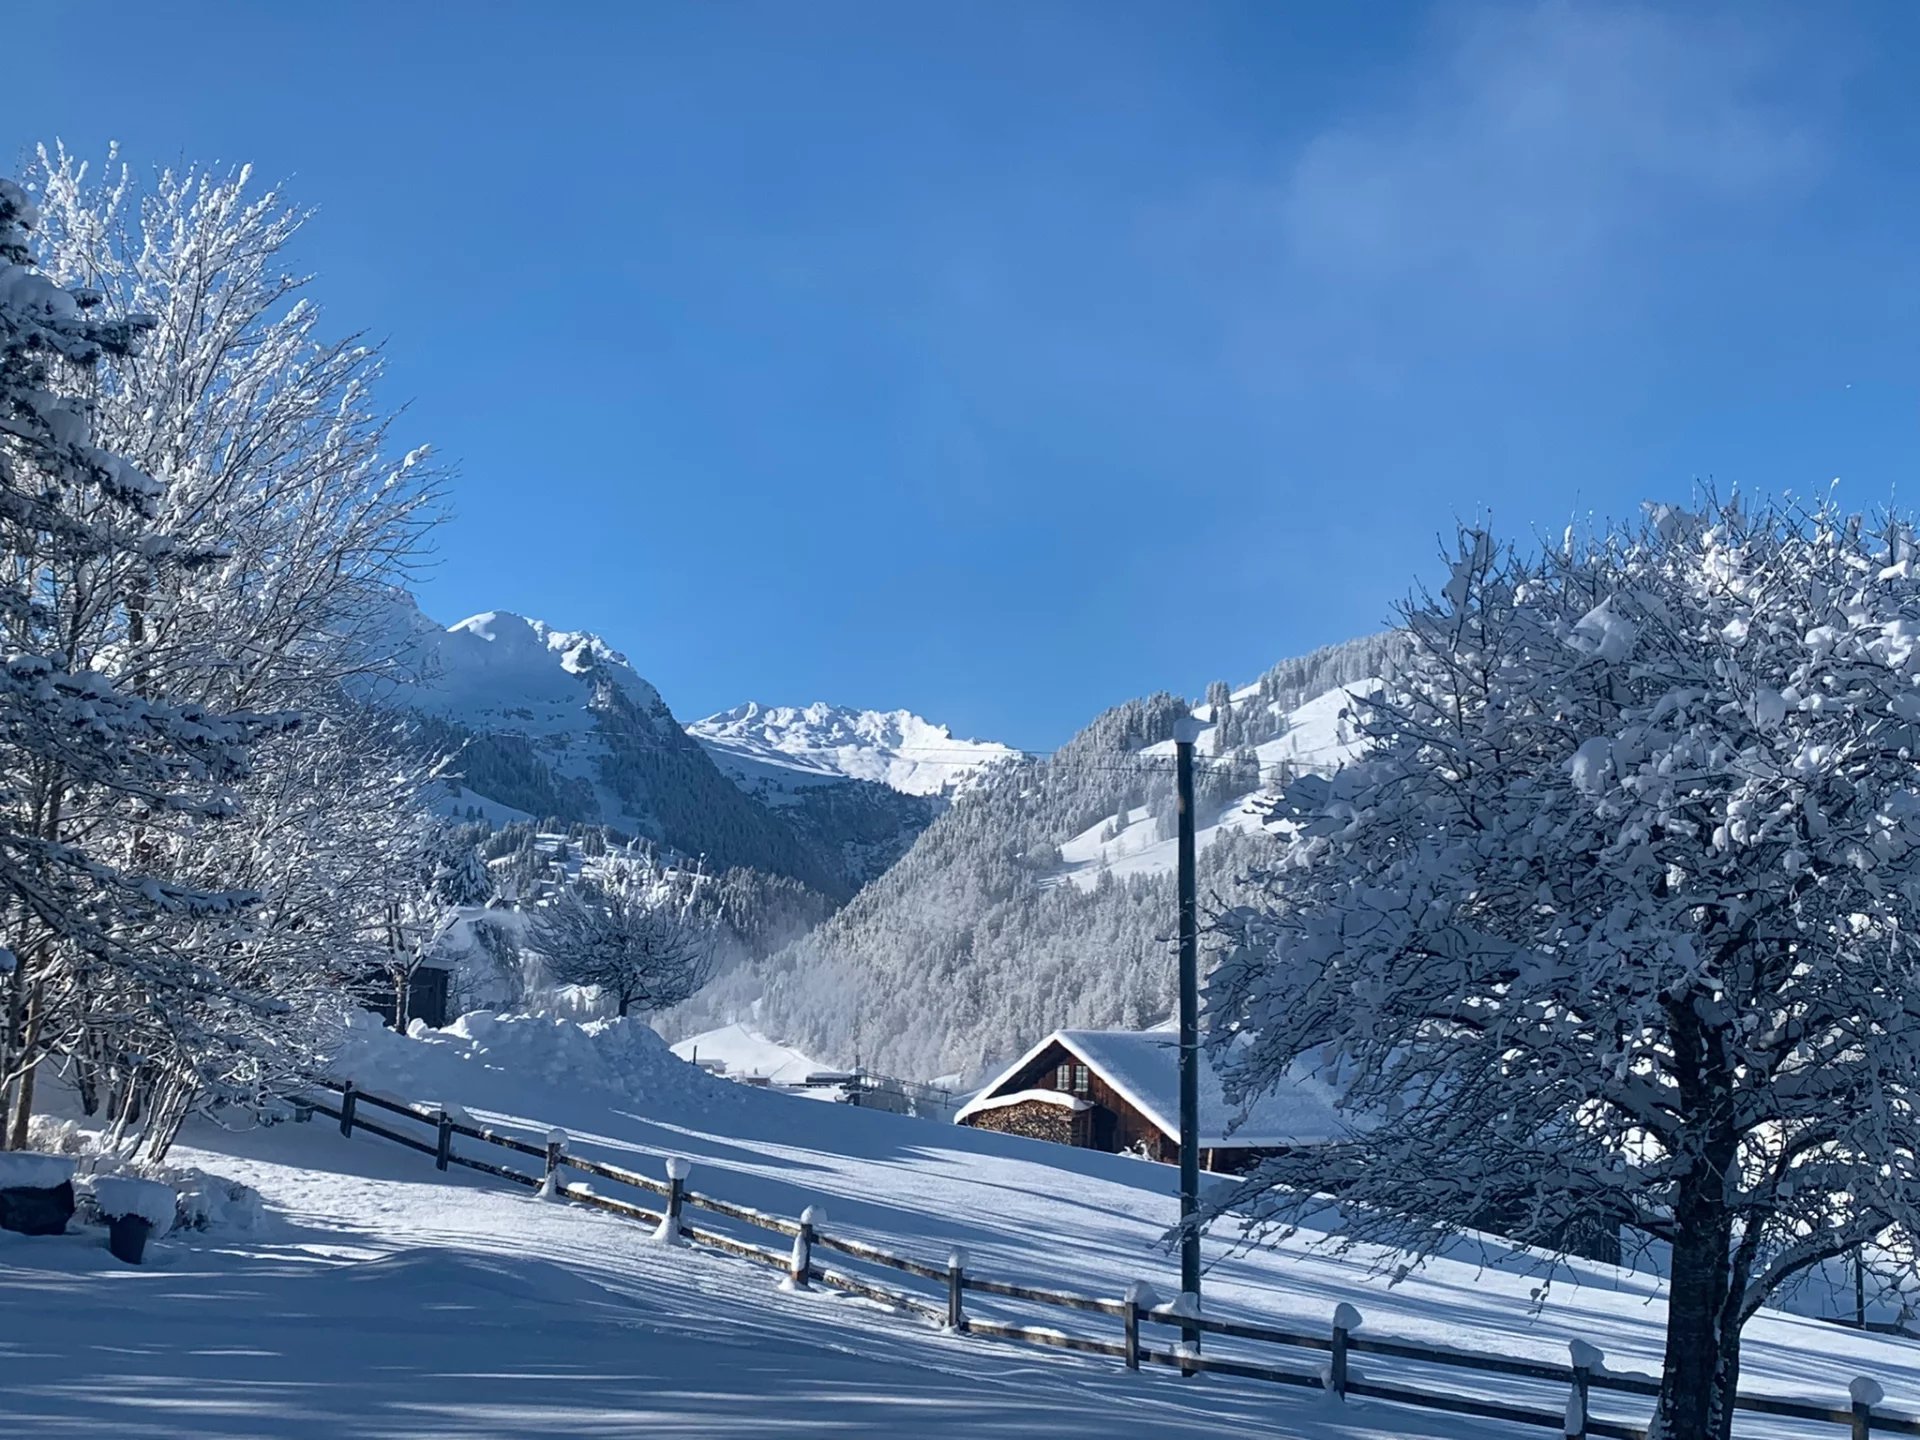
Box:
[540,1128,568,1199]
[787,1204,823,1291]
[1852,1376,1884,1440]
[946,1248,968,1333]
[654,1155,690,1245]
[1329,1302,1361,1401]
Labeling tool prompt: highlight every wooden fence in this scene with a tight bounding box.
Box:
[301,1078,1914,1440]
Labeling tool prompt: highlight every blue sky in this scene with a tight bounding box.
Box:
[7,2,1920,748]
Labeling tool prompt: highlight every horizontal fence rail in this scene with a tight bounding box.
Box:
[301,1078,1918,1439]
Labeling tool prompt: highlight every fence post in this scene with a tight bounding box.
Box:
[1165,1291,1201,1378]
[1330,1302,1362,1400]
[338,1082,357,1138]
[655,1157,689,1243]
[434,1109,453,1171]
[946,1248,968,1332]
[1123,1281,1157,1373]
[542,1128,567,1198]
[1852,1377,1884,1440]
[1567,1339,1603,1439]
[788,1205,822,1290]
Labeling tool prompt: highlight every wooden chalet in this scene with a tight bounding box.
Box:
[959,1026,1624,1264]
[954,1027,1346,1176]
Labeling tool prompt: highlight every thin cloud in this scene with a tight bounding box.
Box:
[1281,1,1820,294]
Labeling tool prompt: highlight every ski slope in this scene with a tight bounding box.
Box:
[6,1013,1913,1438]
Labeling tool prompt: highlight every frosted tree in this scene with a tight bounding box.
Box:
[533,855,715,1017]
[0,177,290,1149]
[1207,502,1920,1440]
[26,143,442,712]
[12,147,447,1148]
[75,714,453,1160]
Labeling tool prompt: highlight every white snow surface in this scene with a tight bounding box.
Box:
[688,700,1015,797]
[386,600,670,740]
[670,1021,825,1085]
[4,1013,1914,1438]
[0,1151,75,1189]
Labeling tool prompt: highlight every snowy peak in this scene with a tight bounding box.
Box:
[449,611,631,679]
[382,599,672,739]
[688,701,1016,797]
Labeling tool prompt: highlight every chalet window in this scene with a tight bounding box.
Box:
[1056,1063,1071,1089]
[1073,1064,1088,1094]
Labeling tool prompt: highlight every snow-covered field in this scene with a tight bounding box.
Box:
[670,1021,825,1085]
[6,1013,1915,1438]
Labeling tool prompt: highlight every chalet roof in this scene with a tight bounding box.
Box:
[958,1026,1349,1149]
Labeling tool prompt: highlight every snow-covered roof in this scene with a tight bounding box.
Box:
[953,1087,1093,1124]
[962,1027,1349,1150]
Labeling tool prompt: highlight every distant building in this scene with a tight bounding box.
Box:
[360,958,453,1032]
[954,1027,1346,1176]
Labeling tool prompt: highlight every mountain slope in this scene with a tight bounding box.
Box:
[688,701,1015,889]
[378,597,847,896]
[748,632,1407,1082]
[689,702,1016,797]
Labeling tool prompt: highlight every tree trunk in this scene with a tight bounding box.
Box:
[1709,1311,1744,1440]
[4,982,44,1151]
[0,965,23,1150]
[1653,1207,1734,1440]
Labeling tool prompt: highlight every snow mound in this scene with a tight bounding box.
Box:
[26,1116,262,1233]
[330,1009,739,1121]
[672,1022,823,1085]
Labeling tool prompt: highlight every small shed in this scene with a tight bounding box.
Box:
[955,1027,1346,1175]
[359,960,452,1032]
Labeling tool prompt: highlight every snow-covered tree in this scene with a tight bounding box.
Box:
[26,144,442,712]
[0,176,293,1149]
[7,148,448,1153]
[1207,501,1920,1440]
[533,855,715,1017]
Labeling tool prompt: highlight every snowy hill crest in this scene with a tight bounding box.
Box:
[689,701,1015,797]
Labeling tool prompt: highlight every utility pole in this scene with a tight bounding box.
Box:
[1173,714,1203,1362]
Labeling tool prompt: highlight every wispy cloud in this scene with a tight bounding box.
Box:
[1281,1,1820,296]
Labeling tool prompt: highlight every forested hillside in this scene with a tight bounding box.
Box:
[745,633,1405,1081]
